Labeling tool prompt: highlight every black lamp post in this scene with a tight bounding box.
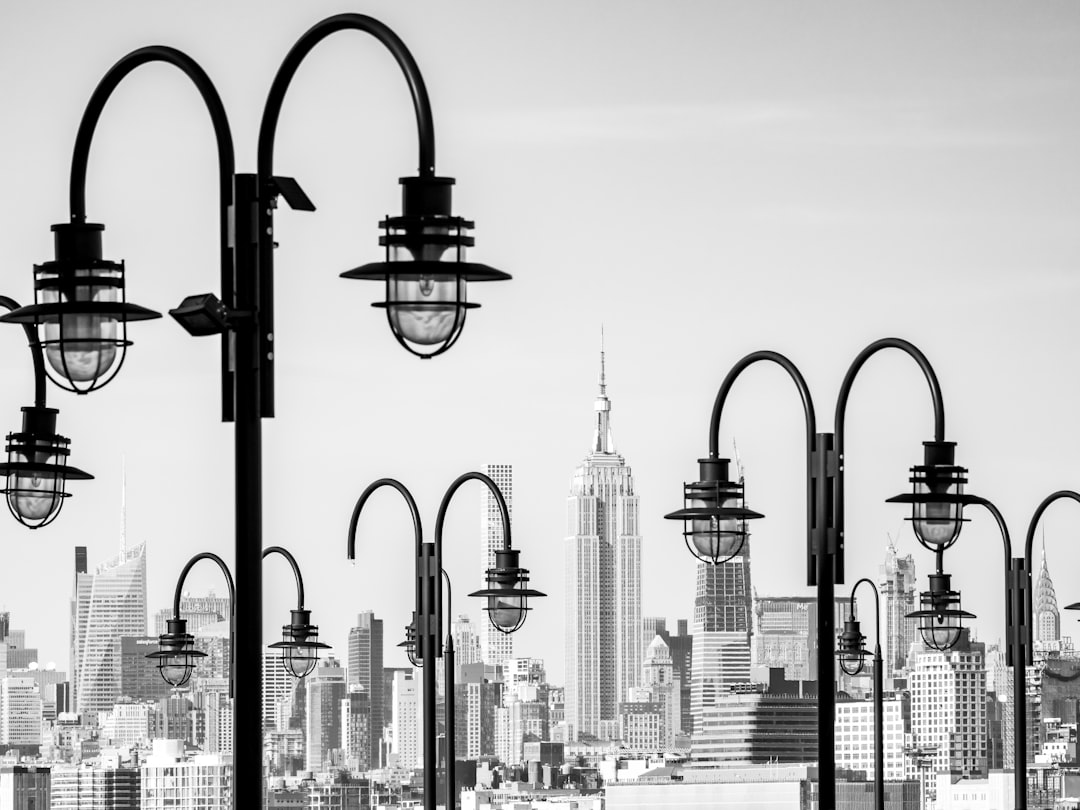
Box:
[837,578,884,810]
[2,16,507,804]
[667,337,949,807]
[149,548,328,698]
[347,472,544,810]
[0,296,92,527]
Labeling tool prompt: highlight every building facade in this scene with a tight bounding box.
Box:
[565,346,642,741]
[909,629,987,777]
[306,658,347,773]
[347,610,383,768]
[72,542,148,719]
[480,463,514,668]
[879,537,918,677]
[692,556,752,733]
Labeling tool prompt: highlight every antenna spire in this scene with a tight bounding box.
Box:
[591,326,614,454]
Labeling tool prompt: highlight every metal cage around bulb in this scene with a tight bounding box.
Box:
[907,573,975,652]
[469,548,546,634]
[397,613,421,667]
[837,617,870,676]
[268,609,331,679]
[887,441,980,552]
[0,223,160,393]
[341,177,509,359]
[147,618,206,688]
[664,458,764,565]
[0,406,92,529]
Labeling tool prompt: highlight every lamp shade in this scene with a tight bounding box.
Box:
[907,572,975,652]
[341,177,509,359]
[886,441,979,552]
[397,613,420,667]
[469,548,545,634]
[664,458,763,565]
[0,223,160,393]
[837,617,869,676]
[0,406,92,528]
[268,609,331,679]
[147,618,206,688]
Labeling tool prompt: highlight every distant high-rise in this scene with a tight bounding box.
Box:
[480,464,514,667]
[72,542,147,719]
[347,610,383,769]
[306,658,347,773]
[1035,535,1061,644]
[565,338,642,741]
[391,670,420,769]
[879,536,918,675]
[910,628,987,777]
[691,556,752,734]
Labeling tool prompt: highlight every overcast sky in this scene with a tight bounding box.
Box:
[0,2,1078,681]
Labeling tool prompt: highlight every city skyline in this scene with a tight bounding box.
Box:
[0,0,1076,695]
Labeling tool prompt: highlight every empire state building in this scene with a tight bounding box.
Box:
[564,343,642,741]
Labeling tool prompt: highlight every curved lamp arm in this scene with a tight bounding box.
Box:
[708,350,817,458]
[68,45,235,223]
[262,546,306,610]
[434,471,512,649]
[0,297,46,407]
[849,577,881,643]
[347,478,425,639]
[834,337,945,447]
[258,13,436,182]
[171,551,236,698]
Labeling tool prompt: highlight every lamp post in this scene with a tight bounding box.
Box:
[2,15,507,804]
[347,472,544,810]
[149,547,329,698]
[903,490,1080,810]
[0,296,92,527]
[666,337,950,807]
[837,578,884,810]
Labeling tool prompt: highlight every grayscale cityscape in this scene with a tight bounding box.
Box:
[0,3,1077,810]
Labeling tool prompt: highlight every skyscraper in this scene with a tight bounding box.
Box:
[480,463,513,667]
[565,341,642,741]
[879,536,918,675]
[691,555,752,734]
[1034,535,1061,644]
[347,610,384,769]
[306,657,347,773]
[72,541,147,719]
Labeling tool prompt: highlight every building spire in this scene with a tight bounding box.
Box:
[592,326,614,454]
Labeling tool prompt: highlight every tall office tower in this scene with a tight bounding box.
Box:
[691,554,752,735]
[120,637,173,702]
[455,663,503,759]
[879,536,918,675]
[0,612,9,642]
[909,628,987,777]
[263,651,293,731]
[1035,536,1061,643]
[306,657,347,772]
[341,684,372,771]
[391,670,420,769]
[347,610,384,767]
[69,546,87,694]
[641,636,679,750]
[565,343,642,741]
[452,615,483,675]
[72,541,147,719]
[480,463,514,667]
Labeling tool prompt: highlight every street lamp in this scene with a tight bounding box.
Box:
[2,15,508,804]
[347,471,544,810]
[0,295,92,527]
[264,545,331,679]
[667,337,950,807]
[837,578,884,810]
[150,547,328,698]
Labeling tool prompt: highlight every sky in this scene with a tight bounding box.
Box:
[0,1,1078,683]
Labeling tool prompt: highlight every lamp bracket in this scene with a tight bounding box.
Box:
[269,176,316,212]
